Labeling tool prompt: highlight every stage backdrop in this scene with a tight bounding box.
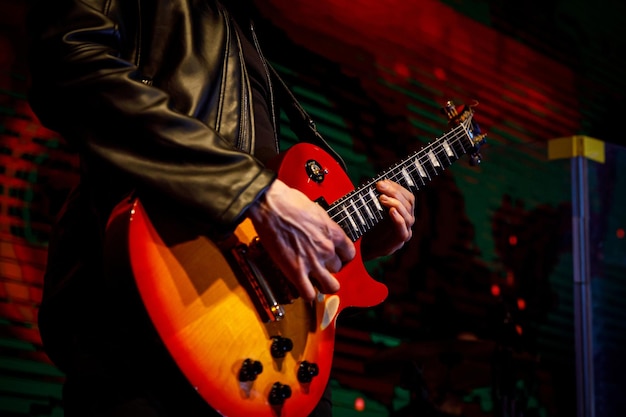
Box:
[1,1,624,416]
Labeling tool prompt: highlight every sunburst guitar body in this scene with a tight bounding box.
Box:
[105,102,486,416]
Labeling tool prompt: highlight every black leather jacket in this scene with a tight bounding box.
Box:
[28,0,345,371]
[27,0,286,369]
[29,0,277,230]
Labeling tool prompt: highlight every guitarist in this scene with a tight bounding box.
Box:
[27,1,416,416]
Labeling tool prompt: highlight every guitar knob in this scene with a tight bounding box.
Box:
[297,361,319,383]
[238,359,263,382]
[269,382,292,406]
[270,336,293,358]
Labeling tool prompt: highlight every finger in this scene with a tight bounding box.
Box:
[390,207,412,241]
[389,181,415,213]
[330,226,356,263]
[381,194,414,229]
[377,180,415,214]
[291,266,318,302]
[325,254,343,273]
[310,264,341,295]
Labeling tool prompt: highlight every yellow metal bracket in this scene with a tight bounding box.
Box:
[548,135,605,163]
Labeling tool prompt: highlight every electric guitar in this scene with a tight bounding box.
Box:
[105,101,486,417]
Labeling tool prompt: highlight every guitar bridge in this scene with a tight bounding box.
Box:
[231,239,294,322]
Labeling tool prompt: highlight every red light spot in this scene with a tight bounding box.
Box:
[508,235,518,246]
[491,284,501,297]
[517,298,526,310]
[394,62,410,78]
[354,397,365,411]
[506,271,515,286]
[515,325,523,336]
[617,228,625,239]
[434,67,447,80]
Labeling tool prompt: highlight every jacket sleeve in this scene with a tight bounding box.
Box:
[27,0,276,231]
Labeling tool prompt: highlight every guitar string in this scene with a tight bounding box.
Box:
[329,122,470,224]
[328,117,473,217]
[328,120,475,236]
[332,119,471,213]
[329,137,464,238]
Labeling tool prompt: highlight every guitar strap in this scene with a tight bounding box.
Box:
[267,63,348,171]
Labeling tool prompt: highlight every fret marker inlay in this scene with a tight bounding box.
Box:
[359,194,374,220]
[428,151,440,167]
[401,168,414,187]
[443,140,454,157]
[368,188,383,212]
[350,200,366,226]
[414,158,427,177]
[342,205,358,232]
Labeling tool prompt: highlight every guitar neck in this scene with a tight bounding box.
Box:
[327,118,477,242]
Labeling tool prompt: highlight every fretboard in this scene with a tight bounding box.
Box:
[327,119,475,242]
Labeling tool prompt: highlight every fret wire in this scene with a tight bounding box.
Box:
[438,141,452,166]
[414,155,431,182]
[430,147,444,171]
[349,199,368,237]
[405,125,469,181]
[330,186,382,229]
[350,188,381,235]
[367,187,385,221]
[329,189,372,228]
[334,204,358,240]
[358,193,376,228]
[404,166,420,190]
[341,204,359,240]
[443,138,458,160]
[413,155,428,185]
[350,199,367,228]
[328,114,476,231]
[395,166,414,190]
[450,135,465,157]
[424,152,439,177]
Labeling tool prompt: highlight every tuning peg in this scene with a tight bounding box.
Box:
[469,152,483,166]
[441,100,459,121]
[469,134,487,166]
[474,133,487,146]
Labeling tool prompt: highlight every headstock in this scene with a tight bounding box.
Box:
[441,100,487,166]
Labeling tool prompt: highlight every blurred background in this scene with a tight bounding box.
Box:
[1,0,625,416]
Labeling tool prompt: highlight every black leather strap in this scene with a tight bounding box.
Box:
[268,63,348,171]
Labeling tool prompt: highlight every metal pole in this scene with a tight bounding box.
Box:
[571,155,595,417]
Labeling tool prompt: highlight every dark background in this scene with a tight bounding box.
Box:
[1,1,625,416]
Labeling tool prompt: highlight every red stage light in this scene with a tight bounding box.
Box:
[393,62,410,78]
[491,284,501,297]
[434,67,447,80]
[506,270,515,285]
[354,397,365,411]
